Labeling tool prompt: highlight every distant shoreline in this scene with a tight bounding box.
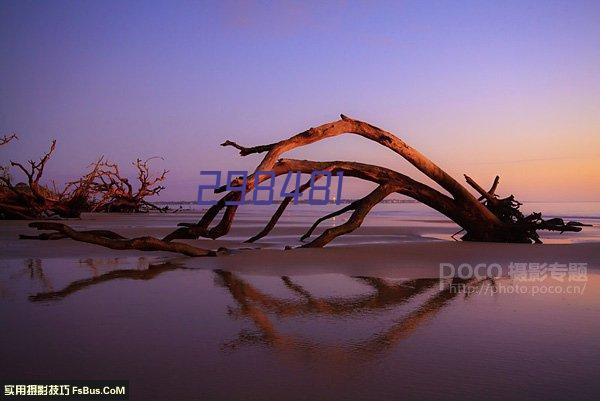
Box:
[153,198,422,205]
[153,199,600,205]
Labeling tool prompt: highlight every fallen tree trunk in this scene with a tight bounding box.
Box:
[165,114,587,246]
[27,222,216,257]
[19,115,588,253]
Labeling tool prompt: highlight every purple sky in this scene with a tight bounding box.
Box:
[1,0,599,201]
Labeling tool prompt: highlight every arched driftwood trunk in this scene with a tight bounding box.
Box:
[163,114,585,246]
[23,115,587,255]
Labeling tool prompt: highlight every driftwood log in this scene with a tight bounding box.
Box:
[163,114,586,246]
[26,222,215,256]
[20,115,588,255]
[1,134,169,218]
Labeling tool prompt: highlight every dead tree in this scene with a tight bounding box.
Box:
[0,134,18,194]
[88,157,169,213]
[0,138,95,219]
[21,115,588,254]
[164,115,586,245]
[0,133,18,147]
[2,134,170,219]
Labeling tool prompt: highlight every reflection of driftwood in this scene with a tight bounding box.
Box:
[23,259,53,292]
[29,261,186,301]
[167,115,586,246]
[217,271,440,316]
[360,278,483,353]
[27,263,491,360]
[216,271,488,359]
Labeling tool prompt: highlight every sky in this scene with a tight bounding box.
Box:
[1,0,599,202]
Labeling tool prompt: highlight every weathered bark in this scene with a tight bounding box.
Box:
[27,222,215,257]
[1,137,170,219]
[463,174,586,242]
[88,157,169,213]
[245,177,316,243]
[166,115,586,245]
[164,157,470,243]
[17,115,588,251]
[1,139,95,218]
[301,183,397,247]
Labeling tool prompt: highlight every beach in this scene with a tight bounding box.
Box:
[1,203,599,400]
[3,2,599,399]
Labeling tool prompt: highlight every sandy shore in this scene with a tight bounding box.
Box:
[2,212,598,278]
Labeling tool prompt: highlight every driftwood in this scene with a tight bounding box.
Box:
[18,115,588,255]
[1,135,169,219]
[87,157,169,213]
[164,115,586,246]
[1,138,95,218]
[245,176,317,243]
[27,222,215,257]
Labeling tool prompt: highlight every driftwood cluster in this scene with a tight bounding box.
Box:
[1,134,168,219]
[20,115,588,255]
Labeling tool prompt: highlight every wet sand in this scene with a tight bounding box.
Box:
[2,211,599,276]
[1,211,599,401]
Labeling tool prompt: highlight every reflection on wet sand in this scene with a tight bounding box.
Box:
[17,259,54,292]
[29,261,187,301]
[0,258,54,298]
[215,270,491,360]
[28,261,493,362]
